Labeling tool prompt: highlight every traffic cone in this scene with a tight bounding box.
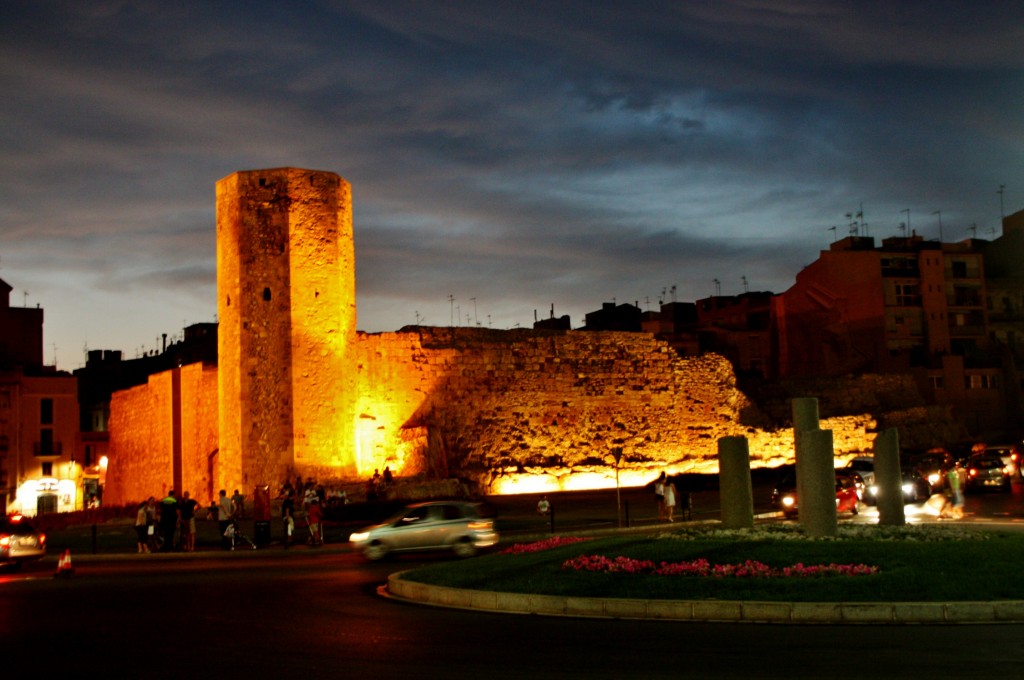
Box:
[54,549,74,578]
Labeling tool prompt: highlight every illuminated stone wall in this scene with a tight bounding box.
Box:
[216,168,357,493]
[352,327,879,493]
[105,363,218,505]
[105,167,891,502]
[106,329,881,501]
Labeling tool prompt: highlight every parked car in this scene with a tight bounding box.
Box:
[349,501,499,560]
[978,444,1021,479]
[770,471,861,519]
[965,454,1013,493]
[909,449,955,492]
[842,456,875,487]
[0,514,46,568]
[861,466,931,505]
[898,467,932,503]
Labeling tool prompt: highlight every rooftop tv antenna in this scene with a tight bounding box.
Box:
[670,285,677,302]
[23,290,29,307]
[900,208,910,235]
[828,225,837,242]
[932,210,943,242]
[998,184,1006,219]
[713,278,721,296]
[447,294,455,327]
[741,276,748,292]
[969,223,978,239]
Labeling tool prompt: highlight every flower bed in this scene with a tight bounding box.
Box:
[500,536,590,555]
[563,554,878,578]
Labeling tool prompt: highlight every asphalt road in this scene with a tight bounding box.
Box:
[3,549,1023,679]
[5,481,1024,678]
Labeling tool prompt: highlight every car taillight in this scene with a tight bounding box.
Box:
[0,535,9,548]
[969,469,978,477]
[38,533,46,547]
[467,520,492,531]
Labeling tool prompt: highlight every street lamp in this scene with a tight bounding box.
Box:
[612,446,623,527]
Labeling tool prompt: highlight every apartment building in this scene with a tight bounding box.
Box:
[0,277,82,515]
[772,231,1004,434]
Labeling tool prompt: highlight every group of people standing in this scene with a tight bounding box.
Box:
[654,472,681,522]
[133,489,201,553]
[280,481,324,548]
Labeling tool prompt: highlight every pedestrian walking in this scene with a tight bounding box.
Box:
[306,499,323,546]
[945,463,965,519]
[179,490,199,551]
[134,501,150,553]
[654,472,666,521]
[231,489,245,519]
[158,490,180,551]
[217,489,234,550]
[664,478,678,522]
[536,495,550,516]
[282,490,296,548]
[145,496,158,552]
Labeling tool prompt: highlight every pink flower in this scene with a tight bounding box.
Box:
[562,555,878,578]
[500,536,591,555]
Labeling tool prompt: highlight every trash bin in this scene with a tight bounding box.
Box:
[254,520,271,547]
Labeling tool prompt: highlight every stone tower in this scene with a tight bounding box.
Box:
[216,168,357,491]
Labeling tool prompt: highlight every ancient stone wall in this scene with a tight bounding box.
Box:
[107,328,883,501]
[353,327,879,493]
[178,363,219,503]
[106,374,173,505]
[105,364,218,506]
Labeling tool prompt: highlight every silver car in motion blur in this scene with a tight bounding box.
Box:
[0,514,46,568]
[349,501,498,561]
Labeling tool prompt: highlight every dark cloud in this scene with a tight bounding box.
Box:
[1,0,1023,367]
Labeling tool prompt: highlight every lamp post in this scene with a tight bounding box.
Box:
[612,446,623,527]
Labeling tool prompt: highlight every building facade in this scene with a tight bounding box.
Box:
[0,277,82,515]
[772,232,1005,435]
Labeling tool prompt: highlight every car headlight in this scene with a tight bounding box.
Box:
[902,483,913,494]
[349,531,370,542]
[927,473,940,486]
[781,496,795,507]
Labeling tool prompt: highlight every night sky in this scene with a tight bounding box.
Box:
[2,1,1023,370]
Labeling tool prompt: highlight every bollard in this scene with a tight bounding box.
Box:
[792,397,820,524]
[719,436,754,529]
[798,428,838,538]
[874,428,906,526]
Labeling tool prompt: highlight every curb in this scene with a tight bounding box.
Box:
[385,572,1024,625]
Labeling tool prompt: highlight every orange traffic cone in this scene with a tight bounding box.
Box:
[54,549,74,578]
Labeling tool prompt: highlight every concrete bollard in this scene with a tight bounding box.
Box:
[798,428,838,537]
[792,397,820,528]
[873,428,905,526]
[792,397,820,433]
[718,436,754,530]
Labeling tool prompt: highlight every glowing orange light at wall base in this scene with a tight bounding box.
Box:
[490,469,684,495]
